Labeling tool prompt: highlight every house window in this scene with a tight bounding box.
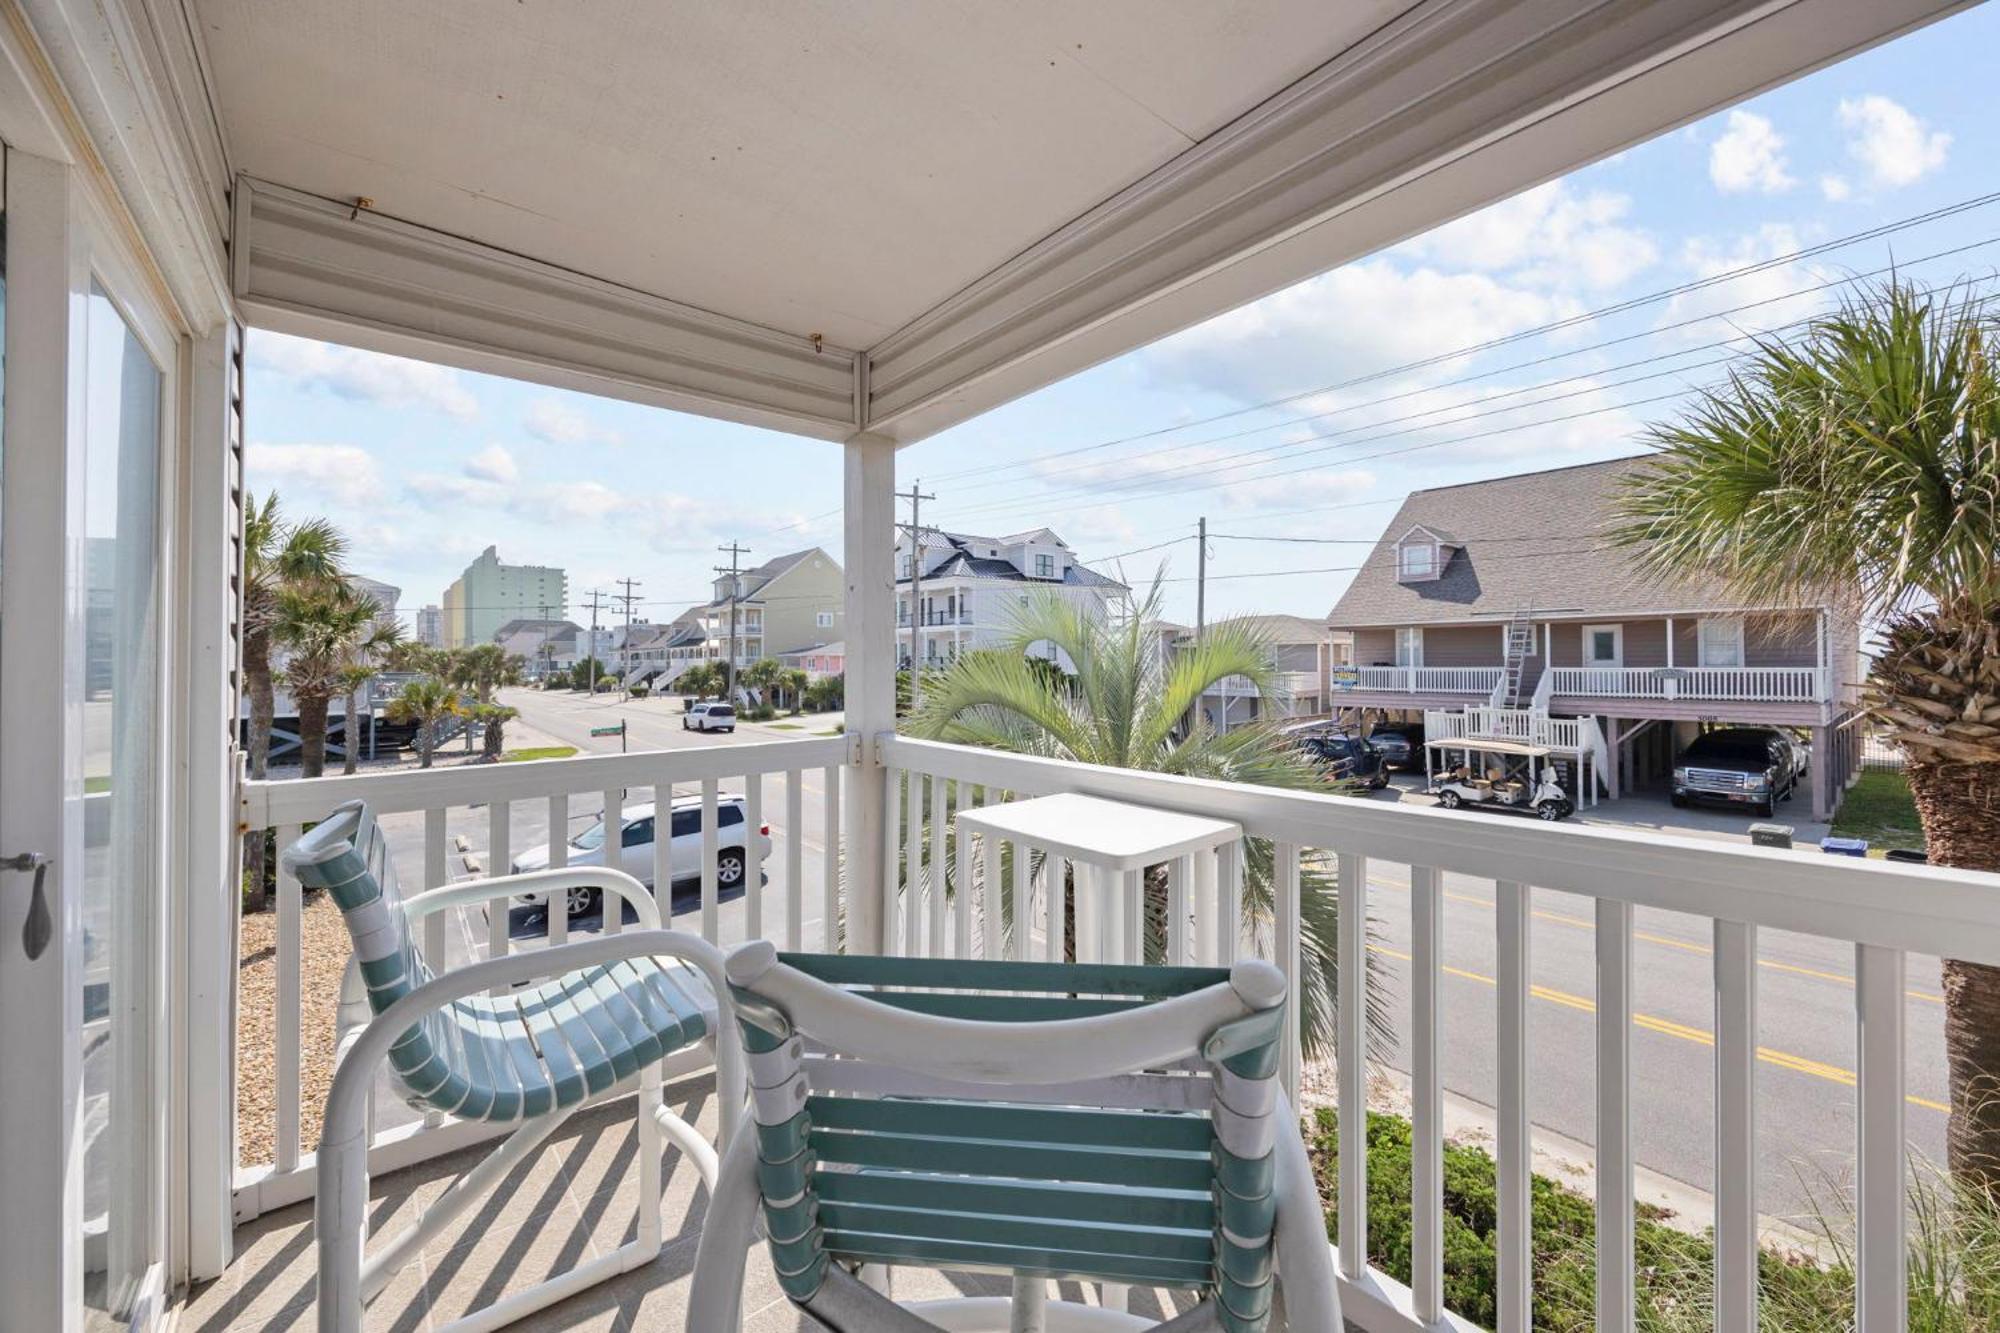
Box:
[1583,623,1623,667]
[900,555,912,578]
[1698,617,1745,667]
[1395,626,1424,668]
[816,611,835,629]
[1035,553,1055,578]
[1398,542,1435,579]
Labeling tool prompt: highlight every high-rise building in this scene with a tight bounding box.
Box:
[441,546,568,648]
[414,604,444,648]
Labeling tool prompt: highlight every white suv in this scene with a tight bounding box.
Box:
[509,794,772,919]
[683,701,736,733]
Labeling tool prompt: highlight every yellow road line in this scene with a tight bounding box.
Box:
[1368,942,1949,1114]
[1368,876,1945,1005]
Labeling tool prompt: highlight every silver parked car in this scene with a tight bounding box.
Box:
[509,793,772,918]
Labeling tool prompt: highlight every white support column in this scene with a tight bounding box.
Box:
[179,323,241,1282]
[843,430,896,955]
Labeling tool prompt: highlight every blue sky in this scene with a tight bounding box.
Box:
[247,4,2000,630]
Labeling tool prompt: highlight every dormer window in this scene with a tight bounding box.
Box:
[1398,542,1435,580]
[1035,554,1055,578]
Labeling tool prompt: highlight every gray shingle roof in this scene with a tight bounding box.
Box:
[1326,456,1766,627]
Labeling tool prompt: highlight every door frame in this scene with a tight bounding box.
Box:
[0,141,186,1333]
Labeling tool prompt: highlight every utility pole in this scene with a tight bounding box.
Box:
[615,577,641,682]
[1195,515,1208,640]
[715,542,750,701]
[581,589,609,692]
[894,479,936,706]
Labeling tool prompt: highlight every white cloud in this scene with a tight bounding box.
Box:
[1143,259,1577,406]
[246,441,383,506]
[1663,224,1828,340]
[1819,174,1852,202]
[524,397,626,448]
[1707,111,1795,194]
[464,443,519,484]
[1838,95,1950,189]
[1397,181,1657,291]
[248,333,477,418]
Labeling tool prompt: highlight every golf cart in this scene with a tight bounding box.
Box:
[1423,737,1574,821]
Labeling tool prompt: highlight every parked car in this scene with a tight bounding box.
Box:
[1672,727,1801,818]
[509,794,773,918]
[683,701,736,732]
[1366,722,1423,770]
[1296,732,1389,789]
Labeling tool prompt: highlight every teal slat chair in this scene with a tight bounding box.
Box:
[287,800,745,1333]
[687,942,1340,1333]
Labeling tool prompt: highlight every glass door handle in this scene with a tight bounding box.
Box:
[2,852,52,960]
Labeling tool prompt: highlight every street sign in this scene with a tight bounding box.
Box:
[589,724,625,737]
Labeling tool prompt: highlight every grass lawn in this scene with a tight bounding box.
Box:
[502,746,579,763]
[1831,770,1925,853]
[766,722,804,730]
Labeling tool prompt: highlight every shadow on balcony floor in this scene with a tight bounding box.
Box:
[181,1072,1205,1331]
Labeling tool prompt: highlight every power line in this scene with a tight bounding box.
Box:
[918,188,2000,486]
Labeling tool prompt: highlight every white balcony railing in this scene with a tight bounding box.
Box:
[231,735,2000,1332]
[1547,665,1825,702]
[1352,666,1504,693]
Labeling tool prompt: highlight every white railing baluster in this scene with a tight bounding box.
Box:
[1496,880,1532,1333]
[743,772,763,941]
[881,762,902,955]
[1124,867,1143,964]
[601,787,623,935]
[929,774,949,957]
[1336,849,1367,1278]
[1219,840,1242,964]
[1045,855,1066,962]
[1596,898,1634,1332]
[1714,920,1758,1333]
[700,778,719,942]
[1856,943,1907,1333]
[980,829,1000,960]
[423,808,449,1127]
[822,764,841,953]
[958,786,982,958]
[785,768,804,949]
[1010,839,1029,962]
[653,783,674,923]
[545,794,568,947]
[903,768,923,956]
[486,800,511,979]
[1275,843,1301,1105]
[1410,865,1444,1325]
[1168,855,1190,966]
[275,822,303,1173]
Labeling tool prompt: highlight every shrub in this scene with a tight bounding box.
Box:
[628,683,650,699]
[1309,1109,1854,1330]
[804,674,844,712]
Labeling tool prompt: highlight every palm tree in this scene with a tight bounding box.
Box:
[386,676,461,769]
[783,667,810,714]
[1614,278,2000,1194]
[453,643,525,705]
[680,661,721,700]
[337,607,403,775]
[742,656,786,709]
[906,581,1390,1061]
[240,493,345,904]
[472,702,521,760]
[274,581,379,778]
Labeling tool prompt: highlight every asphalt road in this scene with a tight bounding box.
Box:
[370,697,1948,1228]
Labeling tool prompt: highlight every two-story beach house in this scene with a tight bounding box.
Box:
[696,547,844,676]
[893,527,1127,670]
[1170,615,1353,733]
[1326,458,1866,818]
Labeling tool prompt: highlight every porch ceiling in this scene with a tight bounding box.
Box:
[190,0,1962,442]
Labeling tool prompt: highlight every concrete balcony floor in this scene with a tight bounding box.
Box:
[182,1073,1201,1332]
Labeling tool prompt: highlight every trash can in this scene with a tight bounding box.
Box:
[1748,823,1794,849]
[1820,836,1869,856]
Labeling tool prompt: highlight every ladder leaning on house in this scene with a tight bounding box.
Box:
[1499,605,1536,707]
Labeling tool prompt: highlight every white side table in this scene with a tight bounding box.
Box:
[954,791,1243,967]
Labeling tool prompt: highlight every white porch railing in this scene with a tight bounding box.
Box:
[228,734,2000,1332]
[1548,665,1825,702]
[232,735,846,1216]
[1353,666,1504,694]
[876,735,1999,1333]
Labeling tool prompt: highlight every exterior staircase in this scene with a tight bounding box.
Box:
[1495,606,1537,707]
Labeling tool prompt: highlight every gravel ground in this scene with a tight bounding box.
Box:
[236,890,352,1167]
